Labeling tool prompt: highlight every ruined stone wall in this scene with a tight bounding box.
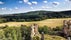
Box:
[63,20,71,37]
[31,24,40,40]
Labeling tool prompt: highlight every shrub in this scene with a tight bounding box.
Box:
[4,27,22,40]
[20,25,31,40]
[0,30,6,40]
[33,36,40,40]
[38,26,52,34]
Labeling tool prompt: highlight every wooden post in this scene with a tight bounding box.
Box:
[41,32,44,40]
[67,37,71,40]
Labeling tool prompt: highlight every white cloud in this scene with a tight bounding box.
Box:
[19,1,23,3]
[65,0,68,1]
[42,6,51,9]
[31,7,33,9]
[1,7,6,10]
[32,1,37,4]
[65,0,71,1]
[23,0,29,3]
[9,8,12,11]
[0,1,4,4]
[52,2,60,6]
[27,2,32,5]
[27,1,38,5]
[65,0,71,2]
[43,1,48,3]
[65,8,71,10]
[15,7,18,9]
[23,0,38,5]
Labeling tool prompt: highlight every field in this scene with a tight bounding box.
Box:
[0,18,70,40]
[0,18,71,28]
[44,34,66,40]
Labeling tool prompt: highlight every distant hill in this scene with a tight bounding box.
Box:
[0,10,71,22]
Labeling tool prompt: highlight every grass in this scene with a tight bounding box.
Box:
[44,34,66,40]
[0,18,71,28]
[0,30,66,40]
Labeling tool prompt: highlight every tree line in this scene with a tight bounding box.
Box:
[0,10,71,23]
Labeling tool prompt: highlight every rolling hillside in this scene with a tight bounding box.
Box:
[0,10,71,27]
[0,18,71,28]
[0,10,71,22]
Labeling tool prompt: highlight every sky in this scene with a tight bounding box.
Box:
[0,0,71,14]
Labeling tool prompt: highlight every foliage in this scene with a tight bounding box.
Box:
[52,26,63,31]
[33,36,40,40]
[0,30,6,40]
[38,26,52,34]
[0,18,6,23]
[38,25,64,36]
[20,25,31,40]
[3,27,22,40]
[0,25,66,40]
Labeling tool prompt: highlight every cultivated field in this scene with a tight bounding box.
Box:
[0,18,71,28]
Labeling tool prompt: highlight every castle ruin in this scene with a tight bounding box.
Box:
[63,20,71,40]
[31,24,40,40]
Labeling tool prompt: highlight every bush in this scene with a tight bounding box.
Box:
[33,36,40,40]
[0,30,6,40]
[52,26,63,31]
[38,26,52,34]
[4,27,22,40]
[20,25,31,40]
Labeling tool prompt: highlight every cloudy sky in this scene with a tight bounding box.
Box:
[0,0,71,14]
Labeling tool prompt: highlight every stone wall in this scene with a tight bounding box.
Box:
[63,20,71,39]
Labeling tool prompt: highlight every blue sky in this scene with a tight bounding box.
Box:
[0,0,71,14]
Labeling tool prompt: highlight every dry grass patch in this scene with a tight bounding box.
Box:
[0,18,71,28]
[44,34,66,40]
